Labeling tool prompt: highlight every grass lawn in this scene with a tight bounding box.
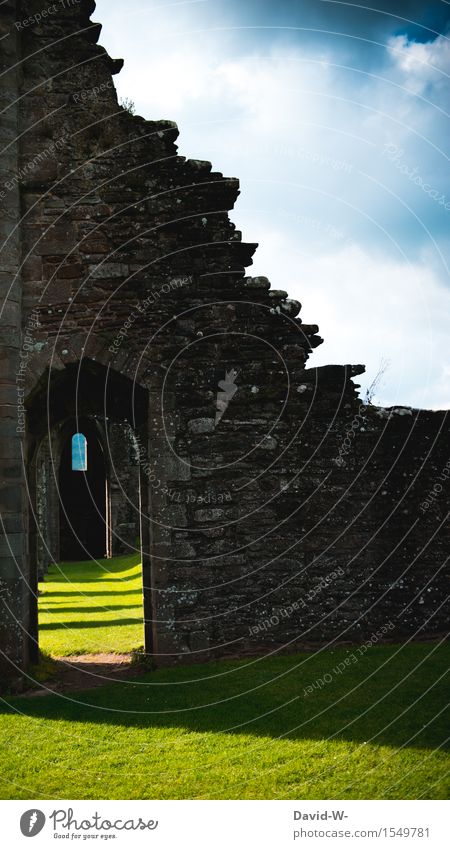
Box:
[0,640,448,800]
[38,553,144,656]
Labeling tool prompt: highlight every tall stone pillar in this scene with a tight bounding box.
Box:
[0,2,29,681]
[138,410,155,658]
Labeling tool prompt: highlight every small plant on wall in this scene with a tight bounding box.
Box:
[120,97,136,115]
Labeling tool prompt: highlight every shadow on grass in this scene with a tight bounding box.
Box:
[2,643,449,752]
[45,575,140,584]
[41,589,140,598]
[43,554,141,581]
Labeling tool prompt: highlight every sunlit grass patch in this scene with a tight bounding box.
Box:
[38,553,143,656]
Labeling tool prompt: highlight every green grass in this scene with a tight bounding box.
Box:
[38,553,144,656]
[0,641,448,799]
[5,556,449,798]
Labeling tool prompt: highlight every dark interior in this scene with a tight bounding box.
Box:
[59,423,107,561]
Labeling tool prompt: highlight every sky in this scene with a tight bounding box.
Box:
[95,0,450,409]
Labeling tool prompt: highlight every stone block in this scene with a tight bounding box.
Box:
[194,508,224,522]
[188,418,215,434]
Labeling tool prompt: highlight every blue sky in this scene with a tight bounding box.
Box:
[96,0,450,408]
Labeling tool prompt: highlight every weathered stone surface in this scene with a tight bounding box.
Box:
[188,418,215,434]
[194,507,227,523]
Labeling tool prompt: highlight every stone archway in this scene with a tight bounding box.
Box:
[25,358,150,664]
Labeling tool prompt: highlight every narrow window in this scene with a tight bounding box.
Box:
[71,433,87,471]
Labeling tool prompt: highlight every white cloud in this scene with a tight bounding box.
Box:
[388,32,450,97]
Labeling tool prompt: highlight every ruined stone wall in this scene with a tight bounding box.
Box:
[34,433,59,577]
[107,421,140,556]
[0,0,448,674]
[151,363,449,660]
[0,0,30,677]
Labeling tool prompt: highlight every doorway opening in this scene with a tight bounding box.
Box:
[59,425,108,561]
[27,359,152,666]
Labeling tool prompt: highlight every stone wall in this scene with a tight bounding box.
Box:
[150,363,449,660]
[0,1,30,678]
[0,0,448,677]
[108,421,140,556]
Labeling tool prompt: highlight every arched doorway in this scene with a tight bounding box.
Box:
[26,358,152,663]
[59,422,108,561]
